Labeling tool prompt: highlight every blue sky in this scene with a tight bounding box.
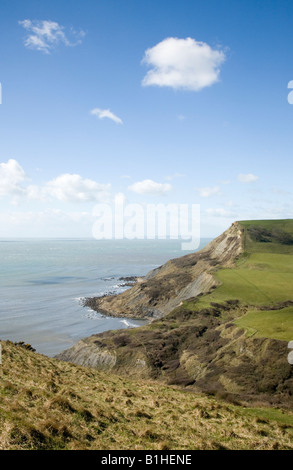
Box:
[0,0,293,238]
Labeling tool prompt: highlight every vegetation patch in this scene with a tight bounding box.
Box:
[247,225,293,245]
[234,307,293,341]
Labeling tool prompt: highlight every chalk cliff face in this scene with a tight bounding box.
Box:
[84,222,243,319]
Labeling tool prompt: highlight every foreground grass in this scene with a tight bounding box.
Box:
[1,340,293,450]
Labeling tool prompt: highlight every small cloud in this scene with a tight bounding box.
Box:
[19,19,85,54]
[91,108,123,124]
[46,173,110,202]
[128,179,172,195]
[237,173,259,183]
[142,37,226,91]
[196,186,221,197]
[177,115,186,121]
[120,175,131,179]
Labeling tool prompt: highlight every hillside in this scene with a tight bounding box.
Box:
[1,340,293,450]
[57,220,293,406]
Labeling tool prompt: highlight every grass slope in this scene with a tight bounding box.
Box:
[1,340,293,450]
[186,220,293,341]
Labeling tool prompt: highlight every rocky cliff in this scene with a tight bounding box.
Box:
[84,222,243,319]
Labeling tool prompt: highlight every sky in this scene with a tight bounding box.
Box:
[1,0,293,239]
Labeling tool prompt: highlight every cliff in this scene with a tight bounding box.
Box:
[84,222,243,319]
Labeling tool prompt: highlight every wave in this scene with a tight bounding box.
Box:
[120,319,137,328]
[84,309,102,320]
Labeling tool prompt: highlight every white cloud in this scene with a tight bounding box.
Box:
[0,159,27,197]
[19,19,85,54]
[142,37,226,91]
[91,108,123,124]
[237,173,259,183]
[196,186,221,197]
[0,159,110,204]
[128,179,172,195]
[46,173,110,202]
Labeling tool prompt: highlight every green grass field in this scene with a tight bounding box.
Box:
[184,220,293,341]
[234,307,293,341]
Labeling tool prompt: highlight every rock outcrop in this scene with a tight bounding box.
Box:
[58,340,117,370]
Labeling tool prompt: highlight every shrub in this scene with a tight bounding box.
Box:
[113,334,132,347]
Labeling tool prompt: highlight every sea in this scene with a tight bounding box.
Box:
[0,238,210,357]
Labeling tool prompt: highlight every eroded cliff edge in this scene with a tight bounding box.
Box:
[83,222,244,319]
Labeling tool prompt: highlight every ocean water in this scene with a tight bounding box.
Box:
[0,238,210,357]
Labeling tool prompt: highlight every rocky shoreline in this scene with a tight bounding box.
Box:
[117,276,141,287]
[82,276,143,317]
